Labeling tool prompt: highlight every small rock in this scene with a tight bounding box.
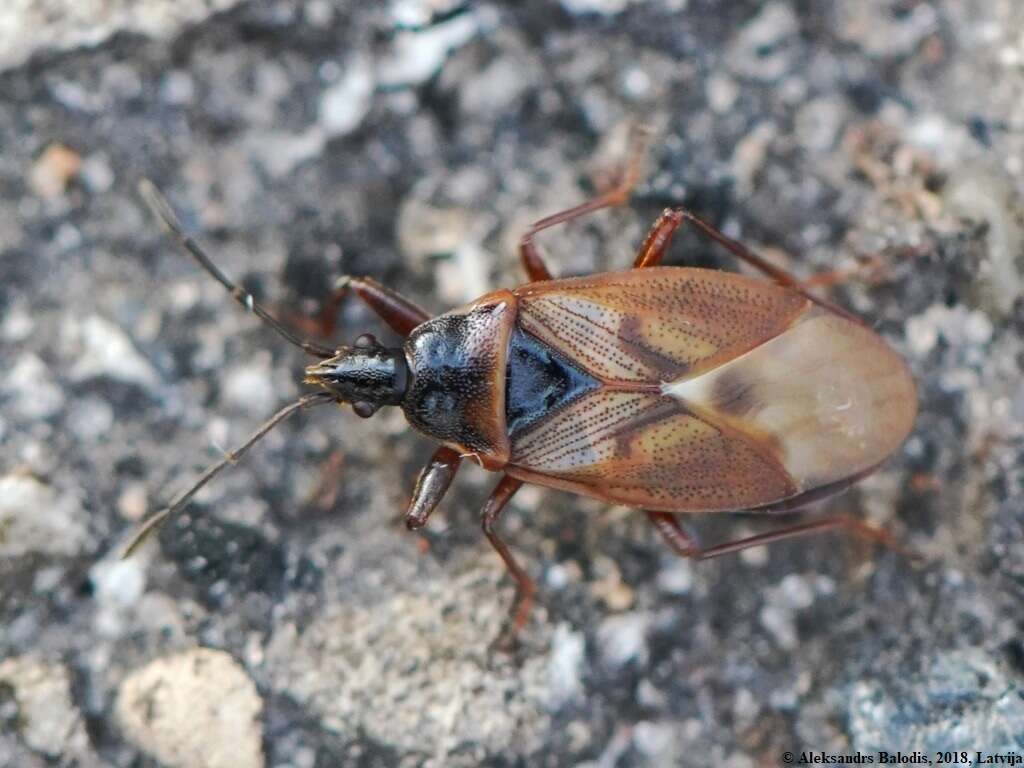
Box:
[319,56,374,136]
[0,474,89,558]
[632,721,678,763]
[589,554,636,612]
[774,574,816,611]
[222,355,278,415]
[28,143,81,199]
[759,604,797,650]
[905,304,995,357]
[65,397,115,443]
[836,0,939,58]
[378,11,483,88]
[396,199,492,304]
[388,0,466,28]
[458,56,531,117]
[244,127,327,178]
[0,0,246,71]
[706,72,739,113]
[79,152,115,193]
[92,557,146,607]
[161,69,195,105]
[655,558,693,595]
[116,648,264,768]
[67,314,159,389]
[397,199,474,262]
[943,167,1024,317]
[596,612,650,667]
[117,482,150,521]
[5,353,65,420]
[560,0,636,15]
[548,623,586,707]
[759,574,818,650]
[90,556,146,636]
[1,304,35,342]
[0,657,94,762]
[795,96,846,152]
[726,3,799,81]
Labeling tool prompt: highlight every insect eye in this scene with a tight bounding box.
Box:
[354,333,377,349]
[352,401,377,418]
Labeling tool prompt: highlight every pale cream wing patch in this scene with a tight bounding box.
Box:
[662,308,918,490]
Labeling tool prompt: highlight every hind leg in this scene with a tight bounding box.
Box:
[646,510,915,560]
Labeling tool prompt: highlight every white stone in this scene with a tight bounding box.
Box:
[222,355,277,415]
[0,657,93,760]
[0,0,246,72]
[5,352,65,419]
[319,56,374,136]
[0,474,89,558]
[548,623,586,707]
[596,612,650,666]
[378,12,481,88]
[117,648,264,768]
[561,0,635,15]
[67,315,159,389]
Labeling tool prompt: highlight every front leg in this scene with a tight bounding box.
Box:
[405,446,462,530]
[324,275,430,338]
[289,275,431,342]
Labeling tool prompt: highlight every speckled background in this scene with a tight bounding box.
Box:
[1,1,1022,767]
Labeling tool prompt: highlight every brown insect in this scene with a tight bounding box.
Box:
[128,164,917,629]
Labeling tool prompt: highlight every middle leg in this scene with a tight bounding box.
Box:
[519,126,651,282]
[480,475,536,631]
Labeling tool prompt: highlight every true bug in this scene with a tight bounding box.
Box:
[128,165,917,629]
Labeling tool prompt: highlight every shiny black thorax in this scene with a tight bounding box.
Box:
[402,311,505,453]
[401,302,599,454]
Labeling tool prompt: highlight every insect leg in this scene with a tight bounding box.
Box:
[646,510,917,561]
[480,475,536,630]
[138,180,337,358]
[405,446,463,530]
[656,208,802,286]
[519,125,650,282]
[633,207,685,267]
[659,207,862,323]
[320,275,430,339]
[797,254,887,289]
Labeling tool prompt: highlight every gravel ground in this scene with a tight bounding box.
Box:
[1,1,1022,767]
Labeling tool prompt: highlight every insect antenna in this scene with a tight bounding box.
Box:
[122,391,336,558]
[137,178,336,359]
